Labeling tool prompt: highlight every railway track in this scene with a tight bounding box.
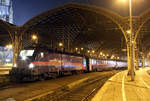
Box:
[53,74,112,101]
[37,71,116,101]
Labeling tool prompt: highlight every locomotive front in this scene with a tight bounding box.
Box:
[17,49,35,69]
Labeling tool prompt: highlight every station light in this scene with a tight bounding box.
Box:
[59,42,63,47]
[100,52,103,55]
[6,44,12,48]
[75,48,78,51]
[126,30,131,34]
[81,48,84,50]
[111,55,115,59]
[118,0,127,3]
[92,50,95,53]
[32,34,38,40]
[87,50,90,53]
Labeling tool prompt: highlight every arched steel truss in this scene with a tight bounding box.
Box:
[22,3,128,43]
[1,3,150,60]
[16,3,130,59]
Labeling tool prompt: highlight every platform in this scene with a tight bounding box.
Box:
[0,66,12,75]
[92,67,150,101]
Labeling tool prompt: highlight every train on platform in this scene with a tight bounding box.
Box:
[11,46,127,81]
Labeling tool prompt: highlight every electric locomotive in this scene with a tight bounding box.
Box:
[16,46,88,78]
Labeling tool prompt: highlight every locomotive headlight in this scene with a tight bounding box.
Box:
[29,63,35,68]
[22,56,27,60]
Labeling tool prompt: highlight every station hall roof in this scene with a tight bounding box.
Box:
[21,3,127,57]
[0,20,14,46]
[1,3,150,57]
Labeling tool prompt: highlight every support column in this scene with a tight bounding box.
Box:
[142,55,145,68]
[136,54,139,70]
[12,32,19,66]
[135,49,139,70]
[148,56,150,67]
[11,29,23,67]
[133,42,136,70]
[127,43,131,73]
[127,41,135,80]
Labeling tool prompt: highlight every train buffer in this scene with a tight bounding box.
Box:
[92,67,150,101]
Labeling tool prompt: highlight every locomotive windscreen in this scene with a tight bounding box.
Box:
[20,50,35,57]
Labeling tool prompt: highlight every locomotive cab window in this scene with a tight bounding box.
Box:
[20,50,35,57]
[40,52,44,58]
[35,51,49,61]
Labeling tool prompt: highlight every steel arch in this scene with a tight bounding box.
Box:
[134,8,150,42]
[21,3,128,43]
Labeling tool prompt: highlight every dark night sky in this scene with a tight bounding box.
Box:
[13,0,150,26]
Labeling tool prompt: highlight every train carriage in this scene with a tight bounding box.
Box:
[89,59,127,71]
